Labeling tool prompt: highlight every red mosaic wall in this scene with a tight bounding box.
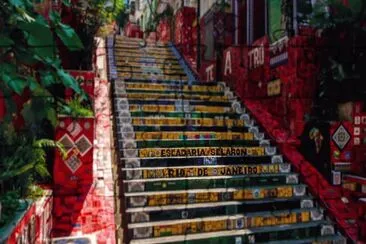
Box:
[53,117,94,196]
[5,190,52,244]
[65,70,95,101]
[220,29,318,138]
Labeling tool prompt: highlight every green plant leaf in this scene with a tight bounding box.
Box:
[62,0,71,7]
[9,0,25,7]
[55,23,84,51]
[57,69,81,93]
[18,15,55,59]
[28,77,40,91]
[0,34,14,47]
[1,73,27,95]
[40,70,57,87]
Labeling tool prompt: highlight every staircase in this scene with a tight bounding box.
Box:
[112,36,346,244]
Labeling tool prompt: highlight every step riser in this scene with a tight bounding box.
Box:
[126,185,307,208]
[121,155,284,168]
[129,210,320,239]
[120,147,271,159]
[122,163,290,180]
[129,223,334,244]
[129,132,254,141]
[116,83,223,92]
[124,174,298,192]
[127,198,313,223]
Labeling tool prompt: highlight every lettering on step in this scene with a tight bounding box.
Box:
[248,44,264,70]
[206,64,215,81]
[224,51,232,76]
[143,164,280,179]
[141,147,260,158]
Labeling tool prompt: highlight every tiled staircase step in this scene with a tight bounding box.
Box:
[118,82,223,92]
[124,184,307,207]
[115,46,173,54]
[115,37,169,45]
[122,163,290,180]
[128,111,244,119]
[129,220,332,243]
[115,45,172,52]
[127,125,251,132]
[120,155,284,167]
[121,146,270,159]
[116,67,186,76]
[126,197,314,223]
[116,62,184,69]
[128,131,254,141]
[119,117,246,127]
[128,208,321,239]
[124,139,265,149]
[124,100,231,108]
[117,73,188,81]
[115,56,180,65]
[123,173,299,192]
[125,100,231,107]
[115,51,175,59]
[119,93,228,102]
[122,79,217,86]
[120,104,238,113]
[262,235,346,244]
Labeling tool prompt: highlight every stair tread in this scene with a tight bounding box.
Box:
[128,207,318,228]
[129,220,328,244]
[123,173,297,183]
[124,184,305,196]
[125,196,313,213]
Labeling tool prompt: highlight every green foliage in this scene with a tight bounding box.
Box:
[59,98,93,118]
[25,184,44,200]
[144,1,174,35]
[0,190,20,227]
[0,0,85,125]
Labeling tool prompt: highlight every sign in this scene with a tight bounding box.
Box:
[267,79,281,96]
[248,45,265,70]
[140,164,283,179]
[138,147,265,158]
[224,51,232,75]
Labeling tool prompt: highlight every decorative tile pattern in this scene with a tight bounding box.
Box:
[58,134,75,154]
[75,135,93,157]
[67,121,82,138]
[332,124,351,150]
[64,154,82,173]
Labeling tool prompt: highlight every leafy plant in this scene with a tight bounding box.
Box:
[61,0,125,69]
[59,98,93,118]
[0,0,85,125]
[144,0,174,37]
[0,190,20,227]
